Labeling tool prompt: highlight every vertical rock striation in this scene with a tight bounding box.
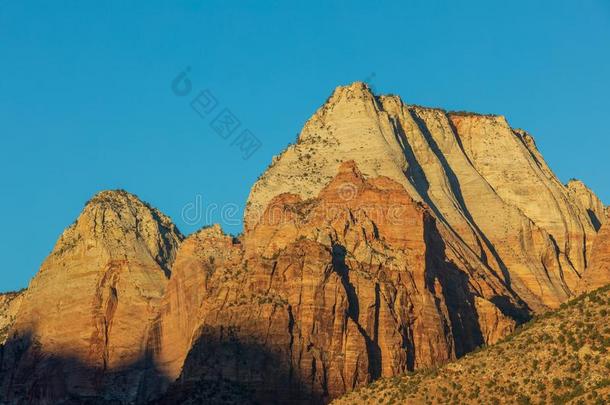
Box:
[156,162,526,403]
[246,82,602,310]
[579,217,610,293]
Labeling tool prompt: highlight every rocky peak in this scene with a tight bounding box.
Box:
[327,81,376,105]
[326,159,366,187]
[0,191,183,404]
[191,223,230,239]
[246,82,605,310]
[173,223,241,265]
[566,179,606,231]
[54,189,183,274]
[337,158,362,174]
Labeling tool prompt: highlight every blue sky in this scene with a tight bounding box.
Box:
[1,0,609,291]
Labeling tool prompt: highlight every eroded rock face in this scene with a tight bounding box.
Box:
[566,179,606,231]
[246,82,602,310]
[579,219,610,292]
[156,162,525,403]
[0,291,24,344]
[148,224,243,400]
[0,190,183,404]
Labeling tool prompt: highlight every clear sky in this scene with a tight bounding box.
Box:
[1,0,609,292]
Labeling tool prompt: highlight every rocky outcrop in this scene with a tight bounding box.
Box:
[0,291,24,344]
[149,224,243,400]
[155,162,525,403]
[579,219,610,292]
[0,190,183,404]
[246,82,601,310]
[566,179,606,231]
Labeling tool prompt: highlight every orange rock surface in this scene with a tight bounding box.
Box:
[0,190,182,404]
[153,162,524,403]
[579,219,610,292]
[246,83,603,311]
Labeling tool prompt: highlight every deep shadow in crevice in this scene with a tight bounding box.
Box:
[587,209,602,232]
[423,218,531,356]
[390,113,522,314]
[331,244,382,380]
[390,115,493,278]
[406,110,519,297]
[392,113,530,319]
[423,222,485,357]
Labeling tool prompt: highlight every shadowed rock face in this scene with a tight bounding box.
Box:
[153,162,526,403]
[0,190,182,404]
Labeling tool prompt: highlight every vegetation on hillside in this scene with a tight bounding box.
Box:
[334,284,610,405]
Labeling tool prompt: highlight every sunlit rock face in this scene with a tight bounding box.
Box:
[579,217,610,293]
[0,190,182,404]
[246,82,601,311]
[566,179,606,232]
[152,161,527,403]
[0,291,24,345]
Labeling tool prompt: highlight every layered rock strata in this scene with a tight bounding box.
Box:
[154,162,525,403]
[579,218,610,292]
[246,82,602,311]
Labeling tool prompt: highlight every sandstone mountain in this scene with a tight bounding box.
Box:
[151,161,527,404]
[333,284,610,405]
[0,190,183,404]
[246,83,604,312]
[0,83,607,404]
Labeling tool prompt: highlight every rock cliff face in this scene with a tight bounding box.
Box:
[579,217,610,293]
[0,83,607,404]
[246,82,601,311]
[566,179,607,232]
[154,161,525,404]
[0,190,183,404]
[149,224,243,400]
[0,291,24,344]
[333,284,610,405]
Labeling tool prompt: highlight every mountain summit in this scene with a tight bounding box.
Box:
[247,82,603,311]
[0,190,183,403]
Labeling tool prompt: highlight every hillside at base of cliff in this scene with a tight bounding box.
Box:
[333,284,610,405]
